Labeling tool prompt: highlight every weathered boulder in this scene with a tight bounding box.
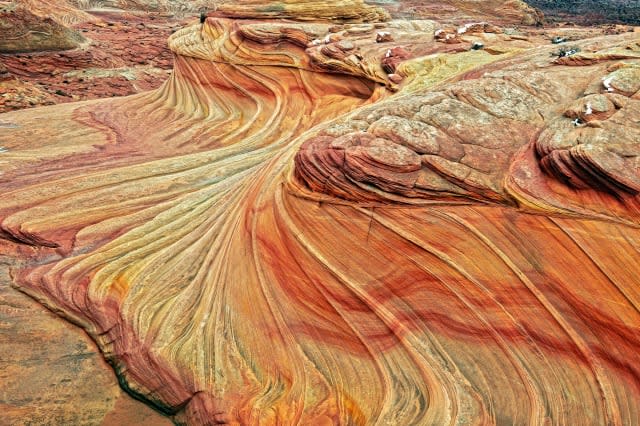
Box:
[0,2,86,53]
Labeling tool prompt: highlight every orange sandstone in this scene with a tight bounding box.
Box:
[0,1,639,425]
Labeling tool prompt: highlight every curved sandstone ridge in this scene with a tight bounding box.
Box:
[169,16,435,88]
[69,0,219,14]
[1,8,640,426]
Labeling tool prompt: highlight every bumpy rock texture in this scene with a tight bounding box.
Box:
[0,6,183,113]
[0,2,87,53]
[1,0,640,425]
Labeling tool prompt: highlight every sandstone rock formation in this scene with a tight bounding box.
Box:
[0,2,87,53]
[215,0,390,23]
[0,255,172,425]
[0,4,183,112]
[383,0,544,26]
[17,0,98,25]
[70,0,219,14]
[1,0,639,425]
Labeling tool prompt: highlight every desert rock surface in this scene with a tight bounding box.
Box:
[1,0,639,425]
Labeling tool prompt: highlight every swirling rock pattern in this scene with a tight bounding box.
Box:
[17,0,97,26]
[69,0,219,14]
[0,2,87,53]
[0,254,172,425]
[1,3,640,425]
[214,0,390,23]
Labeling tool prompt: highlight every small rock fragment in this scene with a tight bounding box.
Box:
[376,31,393,43]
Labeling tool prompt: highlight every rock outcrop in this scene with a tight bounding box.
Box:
[0,255,172,425]
[295,35,640,220]
[16,0,97,25]
[0,2,86,53]
[384,0,544,26]
[1,0,639,425]
[0,6,182,112]
[215,0,390,23]
[70,0,219,14]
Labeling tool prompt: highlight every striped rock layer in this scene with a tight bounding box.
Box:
[1,8,640,426]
